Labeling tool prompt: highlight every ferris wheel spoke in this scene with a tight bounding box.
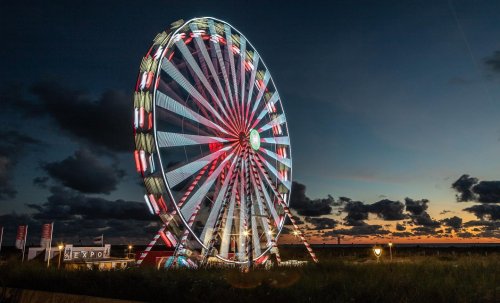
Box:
[156,91,229,135]
[244,53,260,126]
[237,165,246,261]
[249,161,272,245]
[174,41,239,134]
[250,91,280,130]
[223,24,242,124]
[157,131,233,148]
[219,178,238,258]
[255,153,291,191]
[258,146,292,168]
[251,203,261,258]
[208,20,239,129]
[199,149,241,247]
[256,113,286,133]
[239,37,247,124]
[189,24,239,129]
[253,163,281,227]
[180,151,237,220]
[260,136,290,146]
[247,70,271,129]
[161,59,232,129]
[165,145,232,188]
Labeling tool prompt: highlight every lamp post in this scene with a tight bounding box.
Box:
[388,242,393,261]
[373,246,382,263]
[128,245,133,259]
[57,244,64,269]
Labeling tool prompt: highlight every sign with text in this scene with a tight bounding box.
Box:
[63,244,111,261]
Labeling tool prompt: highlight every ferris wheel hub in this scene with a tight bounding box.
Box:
[249,129,260,151]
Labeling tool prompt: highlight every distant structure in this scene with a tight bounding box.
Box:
[132,17,317,268]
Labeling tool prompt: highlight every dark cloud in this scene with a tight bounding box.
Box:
[369,199,406,220]
[439,210,451,215]
[484,50,500,73]
[456,231,475,238]
[395,223,406,231]
[33,176,49,188]
[324,224,390,236]
[42,148,125,194]
[289,181,334,216]
[305,217,338,230]
[463,220,498,228]
[451,174,500,203]
[342,199,406,226]
[412,226,439,236]
[26,186,153,221]
[0,130,43,200]
[405,198,440,227]
[391,231,414,237]
[440,216,462,231]
[9,82,133,153]
[463,204,500,221]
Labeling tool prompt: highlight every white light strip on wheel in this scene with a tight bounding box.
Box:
[199,153,241,246]
[238,165,246,261]
[165,145,232,188]
[180,152,236,220]
[257,171,281,227]
[239,37,247,120]
[257,114,286,133]
[248,70,271,125]
[245,53,260,123]
[251,203,261,257]
[219,179,237,258]
[224,24,239,113]
[249,165,272,245]
[189,23,233,117]
[157,131,230,147]
[156,91,229,135]
[174,41,233,125]
[208,20,237,114]
[260,136,290,145]
[251,91,280,130]
[259,147,292,168]
[161,60,229,128]
[256,153,291,190]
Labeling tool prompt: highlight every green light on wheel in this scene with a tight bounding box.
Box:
[249,129,260,150]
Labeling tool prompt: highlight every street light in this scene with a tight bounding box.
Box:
[388,242,393,261]
[128,245,133,259]
[373,246,382,263]
[57,243,64,269]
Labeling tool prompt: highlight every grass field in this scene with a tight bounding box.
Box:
[0,247,498,303]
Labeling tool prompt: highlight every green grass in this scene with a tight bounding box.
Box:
[0,255,498,303]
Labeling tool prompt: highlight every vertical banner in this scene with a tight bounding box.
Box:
[40,223,53,248]
[0,226,3,254]
[15,225,27,250]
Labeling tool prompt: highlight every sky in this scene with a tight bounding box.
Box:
[0,0,499,245]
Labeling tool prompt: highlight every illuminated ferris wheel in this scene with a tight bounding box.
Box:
[133,17,317,267]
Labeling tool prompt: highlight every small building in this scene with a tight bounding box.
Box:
[28,244,134,270]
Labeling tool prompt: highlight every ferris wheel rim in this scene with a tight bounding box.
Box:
[147,16,291,263]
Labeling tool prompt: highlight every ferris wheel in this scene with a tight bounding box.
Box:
[133,17,317,267]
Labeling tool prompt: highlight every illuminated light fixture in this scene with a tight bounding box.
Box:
[292,230,299,237]
[243,230,250,237]
[249,129,260,150]
[267,230,274,236]
[373,246,382,263]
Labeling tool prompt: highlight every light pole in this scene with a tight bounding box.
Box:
[373,246,382,263]
[58,244,64,269]
[128,245,133,259]
[388,242,393,261]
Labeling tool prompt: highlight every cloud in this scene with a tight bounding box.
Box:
[42,148,125,194]
[341,199,406,226]
[412,226,439,236]
[289,181,335,216]
[26,186,153,222]
[484,50,500,74]
[305,217,338,230]
[324,224,390,236]
[463,204,500,221]
[0,130,43,200]
[391,231,414,237]
[440,216,462,231]
[451,174,500,203]
[7,82,133,153]
[395,223,406,231]
[405,198,441,227]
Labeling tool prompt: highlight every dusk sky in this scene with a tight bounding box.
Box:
[1,0,499,244]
